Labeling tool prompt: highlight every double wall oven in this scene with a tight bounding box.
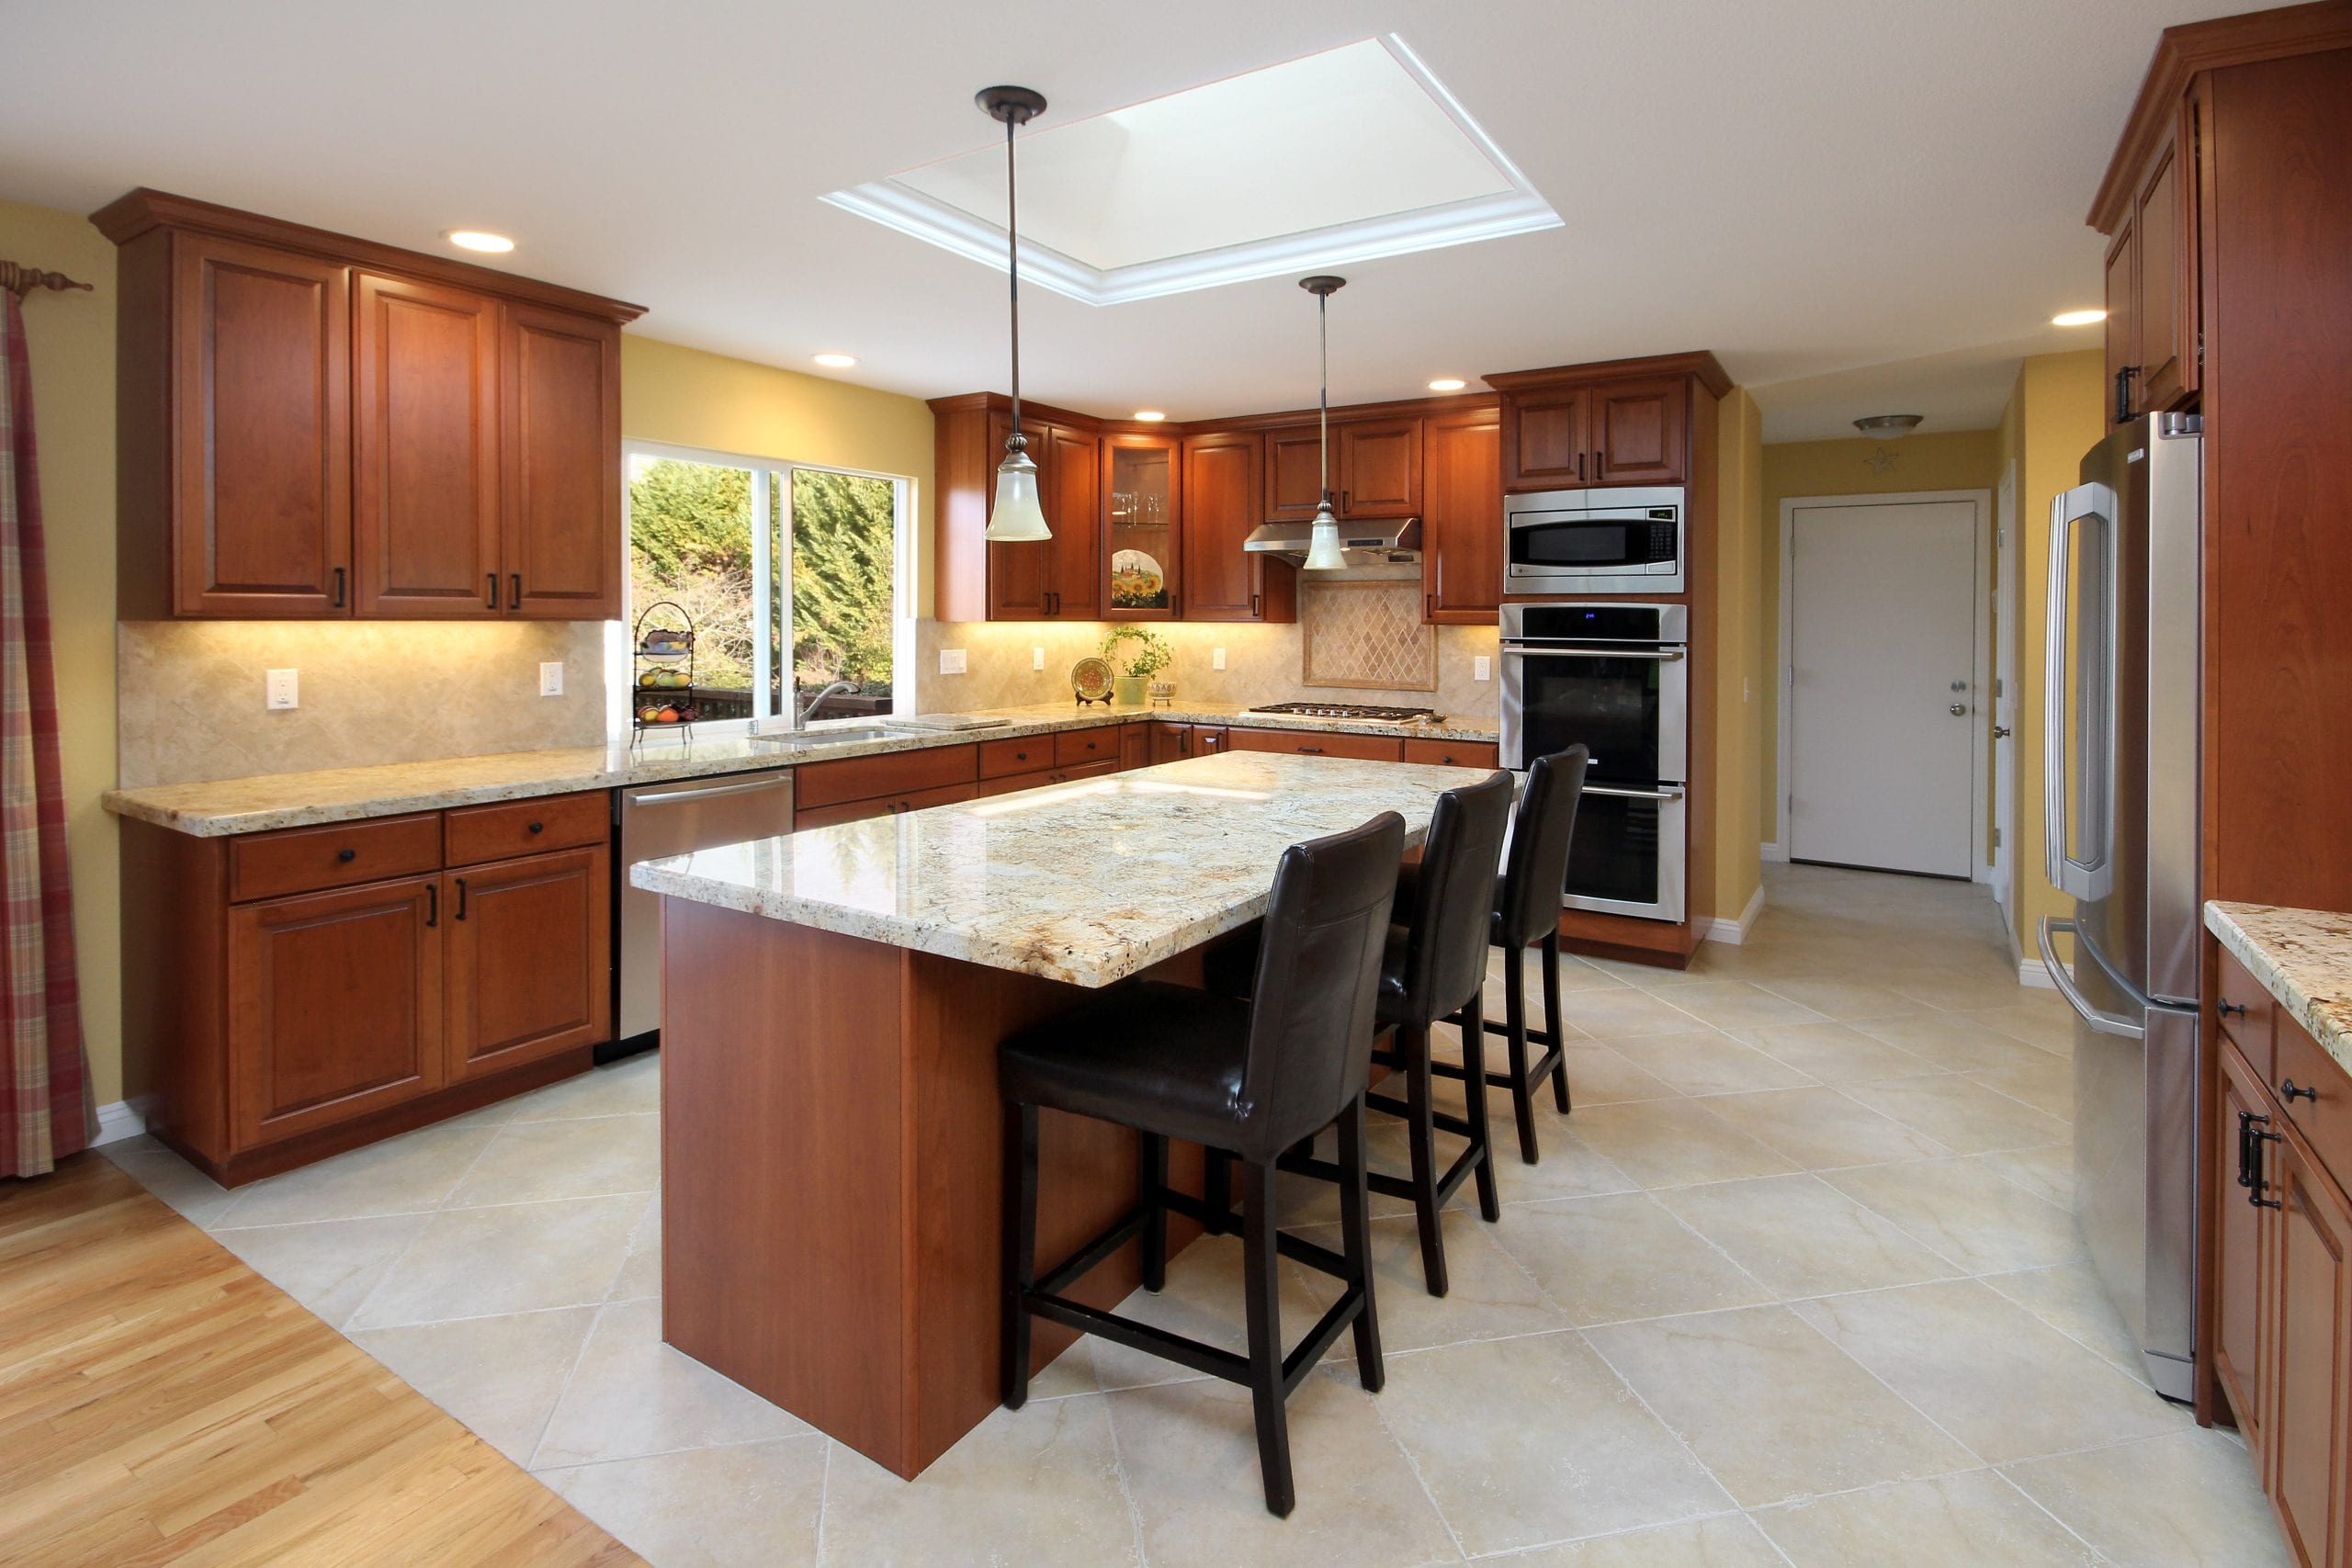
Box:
[1500,603,1687,924]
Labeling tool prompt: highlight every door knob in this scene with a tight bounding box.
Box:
[1948,702,1968,716]
[1992,725,2012,738]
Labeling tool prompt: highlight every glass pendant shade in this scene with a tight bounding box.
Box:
[1303,500,1348,571]
[987,444,1052,542]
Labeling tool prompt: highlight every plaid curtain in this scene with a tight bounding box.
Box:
[0,290,89,1178]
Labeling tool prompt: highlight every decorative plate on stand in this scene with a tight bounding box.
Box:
[1070,656,1114,706]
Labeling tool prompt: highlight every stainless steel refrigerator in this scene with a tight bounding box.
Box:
[2040,412,2202,1403]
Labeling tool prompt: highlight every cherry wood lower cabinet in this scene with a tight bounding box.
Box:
[1151,723,1228,763]
[1225,727,1404,763]
[121,789,614,1186]
[2214,984,2352,1568]
[1401,738,1500,770]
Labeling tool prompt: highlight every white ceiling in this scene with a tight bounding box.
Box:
[0,0,2233,440]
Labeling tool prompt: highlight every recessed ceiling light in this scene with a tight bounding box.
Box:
[447,231,514,254]
[812,353,859,368]
[2052,309,2108,327]
[1134,410,1168,422]
[1427,378,1467,392]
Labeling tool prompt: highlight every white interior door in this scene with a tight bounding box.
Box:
[1789,500,1980,876]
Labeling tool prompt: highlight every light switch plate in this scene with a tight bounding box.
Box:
[1212,647,1227,671]
[539,661,564,696]
[1032,647,1045,671]
[266,669,299,710]
[1474,655,1491,682]
[939,649,967,675]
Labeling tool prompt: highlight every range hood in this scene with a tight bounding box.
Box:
[1243,515,1421,560]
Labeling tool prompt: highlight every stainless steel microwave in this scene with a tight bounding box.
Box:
[1504,487,1685,593]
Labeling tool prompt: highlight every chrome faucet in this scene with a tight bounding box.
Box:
[795,681,858,728]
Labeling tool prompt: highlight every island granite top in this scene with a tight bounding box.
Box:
[630,750,1503,987]
[2206,901,2352,1076]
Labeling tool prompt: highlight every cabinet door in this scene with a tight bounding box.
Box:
[170,233,352,616]
[1151,723,1192,764]
[503,304,623,619]
[1590,377,1688,486]
[2133,130,2194,412]
[1103,433,1180,619]
[2270,1134,2352,1568]
[1336,418,1419,516]
[445,845,611,1081]
[1421,407,1502,623]
[983,412,1050,619]
[2217,1044,2273,1450]
[2104,220,2139,427]
[227,876,442,1149]
[352,273,502,617]
[1501,386,1589,491]
[1119,723,1151,771]
[1194,726,1229,755]
[1183,432,1291,622]
[1045,423,1102,620]
[1263,425,1327,522]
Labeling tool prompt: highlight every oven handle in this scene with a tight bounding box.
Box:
[1579,784,1685,801]
[1501,642,1685,661]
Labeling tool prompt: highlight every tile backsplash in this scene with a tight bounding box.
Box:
[119,620,610,786]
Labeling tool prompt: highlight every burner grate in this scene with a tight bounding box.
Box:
[1242,702,1441,723]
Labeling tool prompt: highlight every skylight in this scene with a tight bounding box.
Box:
[822,37,1560,306]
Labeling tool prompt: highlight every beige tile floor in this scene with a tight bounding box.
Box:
[105,863,2287,1567]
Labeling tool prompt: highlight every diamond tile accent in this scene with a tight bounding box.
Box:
[1299,582,1435,691]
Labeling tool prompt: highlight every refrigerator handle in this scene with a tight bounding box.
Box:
[2044,483,2116,901]
[2040,918,2145,1039]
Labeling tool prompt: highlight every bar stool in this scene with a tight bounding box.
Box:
[1276,771,1516,1296]
[999,812,1408,1518]
[1430,745,1589,1164]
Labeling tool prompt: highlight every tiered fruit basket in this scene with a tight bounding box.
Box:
[631,601,700,737]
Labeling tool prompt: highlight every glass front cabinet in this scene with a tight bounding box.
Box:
[1103,433,1180,619]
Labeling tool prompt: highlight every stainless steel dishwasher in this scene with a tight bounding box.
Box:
[617,767,797,1049]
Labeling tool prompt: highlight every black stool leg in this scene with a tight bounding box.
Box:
[1335,1092,1384,1393]
[1204,1148,1231,1235]
[1001,1100,1039,1409]
[1543,929,1570,1114]
[1502,942,1541,1164]
[1401,1021,1448,1296]
[1239,1157,1295,1517]
[1459,989,1501,1222]
[1139,1131,1169,1292]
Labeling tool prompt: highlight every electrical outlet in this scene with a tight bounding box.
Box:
[266,669,299,710]
[1473,655,1491,682]
[539,661,564,696]
[939,649,967,675]
[1032,647,1045,671]
[1211,647,1227,671]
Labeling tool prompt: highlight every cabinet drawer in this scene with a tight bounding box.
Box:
[1227,728,1405,762]
[794,744,976,810]
[978,765,1062,798]
[2217,946,2278,1079]
[230,814,443,902]
[978,736,1054,780]
[2275,1017,2352,1188]
[795,780,978,830]
[1053,727,1121,768]
[445,790,609,866]
[1402,739,1500,770]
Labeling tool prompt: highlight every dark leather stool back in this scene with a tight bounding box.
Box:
[1238,811,1408,1161]
[1391,771,1516,1026]
[1498,746,1589,949]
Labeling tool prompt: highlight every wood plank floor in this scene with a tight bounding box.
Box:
[0,1153,640,1567]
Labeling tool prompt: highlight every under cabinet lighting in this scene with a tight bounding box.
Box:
[447,231,514,254]
[813,353,860,367]
[2052,309,2108,327]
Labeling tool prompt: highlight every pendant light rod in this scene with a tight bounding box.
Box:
[980,86,1046,443]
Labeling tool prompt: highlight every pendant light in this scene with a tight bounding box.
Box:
[980,85,1052,543]
[1299,275,1349,571]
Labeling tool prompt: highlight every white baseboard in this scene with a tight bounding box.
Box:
[1759,841,1789,863]
[92,1096,153,1147]
[1704,882,1768,946]
[2017,959,2057,990]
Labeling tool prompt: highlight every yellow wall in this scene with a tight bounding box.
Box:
[0,199,122,1106]
[1758,429,2004,850]
[1713,389,1766,926]
[618,337,936,612]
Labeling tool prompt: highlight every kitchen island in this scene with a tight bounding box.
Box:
[632,750,1498,1478]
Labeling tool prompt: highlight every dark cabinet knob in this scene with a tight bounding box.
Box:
[2283,1079,2320,1103]
[336,848,356,863]
[2219,998,2246,1017]
[528,821,545,834]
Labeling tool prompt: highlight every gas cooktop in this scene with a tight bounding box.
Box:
[1238,702,1443,725]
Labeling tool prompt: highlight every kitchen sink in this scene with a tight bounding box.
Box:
[747,725,905,750]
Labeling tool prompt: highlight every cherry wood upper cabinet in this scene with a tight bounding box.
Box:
[1182,430,1293,623]
[1335,418,1420,516]
[141,231,354,617]
[1498,385,1589,491]
[2103,219,2139,424]
[2099,118,2200,425]
[1487,355,1729,495]
[979,412,1050,620]
[352,273,502,617]
[1044,422,1102,620]
[96,189,643,621]
[1102,432,1180,620]
[503,303,623,619]
[1420,405,1502,624]
[1263,425,1327,522]
[444,844,611,1082]
[1590,378,1690,486]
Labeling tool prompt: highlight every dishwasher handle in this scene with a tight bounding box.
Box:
[626,773,796,807]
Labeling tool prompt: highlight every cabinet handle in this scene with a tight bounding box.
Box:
[454,877,469,919]
[2283,1079,2319,1103]
[2113,366,2139,424]
[1426,592,1436,620]
[512,573,523,610]
[2218,998,2246,1017]
[336,847,356,863]
[1340,490,1350,513]
[333,567,346,608]
[488,573,499,610]
[2245,1110,2283,1209]
[1298,744,1326,754]
[1250,592,1261,618]
[426,882,438,927]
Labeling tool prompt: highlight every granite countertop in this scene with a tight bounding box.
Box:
[2206,901,2352,1074]
[102,701,1502,838]
[630,750,1500,987]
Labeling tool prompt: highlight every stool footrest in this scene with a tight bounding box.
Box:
[1281,1145,1484,1217]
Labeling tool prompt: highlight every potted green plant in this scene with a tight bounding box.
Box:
[1101,626,1171,707]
